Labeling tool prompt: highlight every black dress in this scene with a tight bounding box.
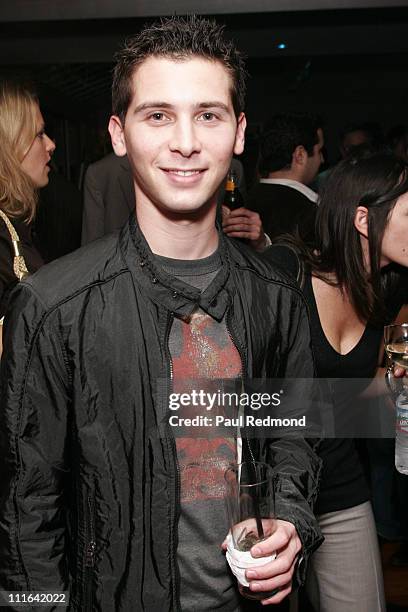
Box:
[0,215,44,318]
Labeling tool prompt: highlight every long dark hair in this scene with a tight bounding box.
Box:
[311,150,408,324]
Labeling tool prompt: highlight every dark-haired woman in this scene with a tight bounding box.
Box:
[263,151,408,612]
[0,81,55,353]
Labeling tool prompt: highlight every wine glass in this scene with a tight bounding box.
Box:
[384,323,408,402]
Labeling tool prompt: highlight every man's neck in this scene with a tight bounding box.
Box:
[267,169,304,184]
[136,200,219,260]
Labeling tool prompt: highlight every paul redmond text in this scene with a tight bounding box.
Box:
[168,415,307,428]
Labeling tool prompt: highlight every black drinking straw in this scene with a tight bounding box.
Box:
[248,462,264,540]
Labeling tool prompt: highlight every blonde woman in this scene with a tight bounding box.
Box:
[0,81,55,352]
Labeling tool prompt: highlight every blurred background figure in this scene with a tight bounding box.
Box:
[0,81,55,349]
[247,112,324,244]
[315,121,384,192]
[339,121,384,159]
[387,124,408,164]
[81,152,134,245]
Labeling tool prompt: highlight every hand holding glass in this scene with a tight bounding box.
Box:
[224,461,278,600]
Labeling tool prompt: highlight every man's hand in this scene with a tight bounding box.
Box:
[222,519,302,605]
[222,206,268,252]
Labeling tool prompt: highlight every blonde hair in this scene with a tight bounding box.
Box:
[0,81,40,222]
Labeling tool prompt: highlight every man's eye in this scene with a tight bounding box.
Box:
[200,112,216,121]
[150,112,165,121]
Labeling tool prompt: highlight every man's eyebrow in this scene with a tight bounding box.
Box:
[132,102,173,114]
[196,102,230,113]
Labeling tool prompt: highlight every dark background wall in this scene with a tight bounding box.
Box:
[246,53,408,162]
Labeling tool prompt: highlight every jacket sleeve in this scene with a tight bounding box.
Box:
[81,163,105,246]
[267,288,323,587]
[0,283,70,603]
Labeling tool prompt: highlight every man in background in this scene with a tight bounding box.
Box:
[339,121,383,159]
[248,113,324,244]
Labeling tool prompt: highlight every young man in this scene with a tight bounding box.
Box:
[248,113,324,244]
[0,17,322,611]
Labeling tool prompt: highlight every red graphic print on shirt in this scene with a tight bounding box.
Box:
[171,311,242,504]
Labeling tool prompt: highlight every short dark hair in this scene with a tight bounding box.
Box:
[112,15,247,123]
[314,149,408,323]
[258,113,321,176]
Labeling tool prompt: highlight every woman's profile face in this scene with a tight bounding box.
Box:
[20,104,55,188]
[380,191,408,268]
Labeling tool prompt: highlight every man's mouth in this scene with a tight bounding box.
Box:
[163,169,203,177]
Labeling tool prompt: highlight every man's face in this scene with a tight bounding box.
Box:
[341,129,368,158]
[303,127,324,185]
[109,56,246,217]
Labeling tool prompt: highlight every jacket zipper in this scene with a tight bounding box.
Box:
[84,492,96,612]
[163,311,182,611]
[226,308,257,466]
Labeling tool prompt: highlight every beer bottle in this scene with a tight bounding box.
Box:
[223,170,244,210]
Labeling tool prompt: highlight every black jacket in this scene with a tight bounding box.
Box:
[247,182,317,245]
[0,216,322,611]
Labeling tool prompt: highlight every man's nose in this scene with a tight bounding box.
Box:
[169,118,201,157]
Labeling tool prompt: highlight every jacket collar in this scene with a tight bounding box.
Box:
[121,214,232,321]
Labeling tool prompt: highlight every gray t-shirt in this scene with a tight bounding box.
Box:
[156,250,242,612]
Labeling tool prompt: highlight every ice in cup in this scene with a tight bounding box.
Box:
[224,461,278,600]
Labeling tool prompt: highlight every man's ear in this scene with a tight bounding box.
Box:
[233,112,246,156]
[354,206,369,238]
[108,115,127,157]
[293,145,307,167]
